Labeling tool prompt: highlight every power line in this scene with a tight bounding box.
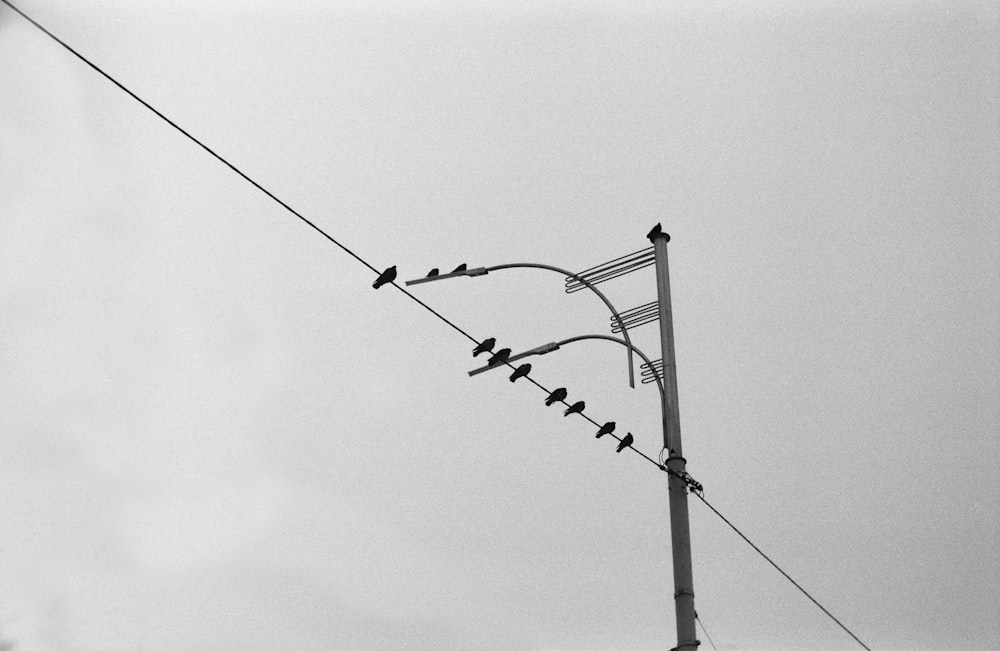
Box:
[695,611,718,651]
[692,491,872,650]
[0,0,660,470]
[3,0,380,275]
[2,4,873,648]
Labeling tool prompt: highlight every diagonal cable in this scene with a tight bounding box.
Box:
[692,491,872,650]
[695,611,718,651]
[3,7,876,647]
[0,0,660,470]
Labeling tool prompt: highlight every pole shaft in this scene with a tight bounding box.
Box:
[652,233,698,651]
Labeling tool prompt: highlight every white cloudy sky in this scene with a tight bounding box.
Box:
[2,1,998,649]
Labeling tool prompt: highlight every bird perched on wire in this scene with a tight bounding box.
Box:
[472,338,495,357]
[452,263,468,273]
[508,363,531,382]
[596,422,616,438]
[616,432,634,453]
[372,265,397,289]
[426,268,440,277]
[487,348,511,367]
[563,401,585,416]
[544,387,567,406]
[646,223,668,243]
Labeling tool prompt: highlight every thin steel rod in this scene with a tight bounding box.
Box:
[620,301,659,317]
[615,315,660,332]
[564,247,655,290]
[613,305,661,332]
[572,246,654,276]
[565,258,657,292]
[565,248,656,292]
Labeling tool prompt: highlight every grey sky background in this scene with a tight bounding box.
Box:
[2,1,998,649]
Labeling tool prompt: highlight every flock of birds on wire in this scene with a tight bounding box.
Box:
[0,6,864,637]
[371,259,641,454]
[471,336,635,454]
[369,230,670,453]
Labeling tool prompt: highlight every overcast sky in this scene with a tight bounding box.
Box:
[2,1,998,649]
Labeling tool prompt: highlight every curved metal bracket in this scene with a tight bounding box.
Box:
[485,263,637,389]
[553,334,666,406]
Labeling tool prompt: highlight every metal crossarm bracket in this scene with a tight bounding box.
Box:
[612,300,660,333]
[404,267,489,286]
[640,358,664,385]
[564,247,655,293]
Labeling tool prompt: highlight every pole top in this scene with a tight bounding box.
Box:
[647,223,671,243]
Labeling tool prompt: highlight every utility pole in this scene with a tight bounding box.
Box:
[407,230,699,647]
[652,231,698,650]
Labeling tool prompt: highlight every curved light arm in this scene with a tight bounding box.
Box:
[406,262,637,388]
[484,263,635,388]
[552,334,665,405]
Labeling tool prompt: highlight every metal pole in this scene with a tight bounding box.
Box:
[652,231,698,650]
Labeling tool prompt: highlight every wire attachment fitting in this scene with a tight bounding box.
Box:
[659,462,704,495]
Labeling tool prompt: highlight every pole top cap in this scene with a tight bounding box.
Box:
[646,223,671,243]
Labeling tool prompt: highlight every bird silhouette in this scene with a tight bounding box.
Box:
[452,263,468,273]
[646,224,670,243]
[563,401,585,416]
[472,338,496,356]
[509,363,531,382]
[487,348,511,367]
[596,422,616,438]
[426,268,440,277]
[544,387,567,406]
[615,432,634,453]
[372,265,397,289]
[647,223,669,243]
